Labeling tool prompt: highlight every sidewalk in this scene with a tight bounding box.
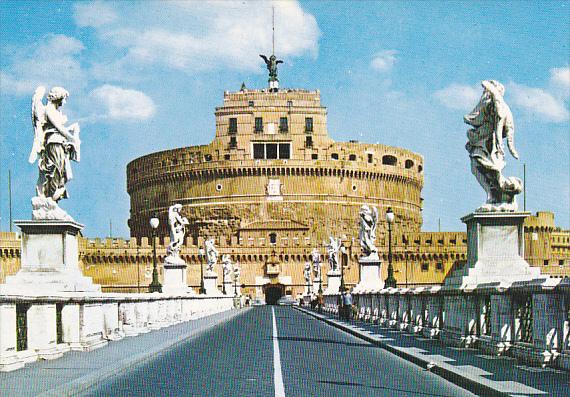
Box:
[0,308,248,397]
[297,307,569,397]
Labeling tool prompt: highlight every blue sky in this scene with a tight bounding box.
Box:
[1,0,568,238]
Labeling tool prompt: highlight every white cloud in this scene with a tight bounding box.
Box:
[77,1,319,76]
[370,50,398,72]
[508,82,569,123]
[0,34,85,96]
[73,1,118,28]
[433,84,480,110]
[91,85,155,121]
[550,66,570,88]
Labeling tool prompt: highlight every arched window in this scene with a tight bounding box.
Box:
[269,233,277,244]
[418,164,423,173]
[349,154,357,161]
[382,155,397,166]
[331,153,339,160]
[405,159,414,169]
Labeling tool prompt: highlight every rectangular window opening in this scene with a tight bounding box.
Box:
[255,117,263,133]
[253,144,265,159]
[305,117,313,132]
[278,143,290,159]
[266,144,278,159]
[229,118,237,133]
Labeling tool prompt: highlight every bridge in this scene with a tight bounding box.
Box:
[1,303,568,396]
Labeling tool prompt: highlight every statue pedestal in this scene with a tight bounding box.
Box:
[324,271,341,295]
[445,212,541,288]
[203,272,221,296]
[0,220,100,295]
[162,257,191,294]
[353,255,384,293]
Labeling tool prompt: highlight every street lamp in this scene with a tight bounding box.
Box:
[339,245,347,292]
[385,207,397,288]
[198,247,206,294]
[148,216,162,293]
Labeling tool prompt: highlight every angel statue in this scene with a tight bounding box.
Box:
[204,238,218,273]
[326,236,341,272]
[464,80,522,212]
[30,86,81,205]
[260,54,283,92]
[303,262,311,285]
[222,254,233,277]
[311,248,321,279]
[165,204,189,262]
[359,205,379,259]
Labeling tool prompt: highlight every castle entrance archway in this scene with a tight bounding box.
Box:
[263,283,285,305]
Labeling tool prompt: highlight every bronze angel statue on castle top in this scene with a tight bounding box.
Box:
[30,86,81,203]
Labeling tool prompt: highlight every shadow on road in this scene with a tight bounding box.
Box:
[272,335,372,348]
[317,379,460,397]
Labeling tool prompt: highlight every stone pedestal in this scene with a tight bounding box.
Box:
[353,255,384,293]
[324,271,341,294]
[204,272,221,296]
[162,257,190,294]
[445,212,541,287]
[0,220,100,295]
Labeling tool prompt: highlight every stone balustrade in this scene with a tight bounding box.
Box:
[0,293,235,372]
[323,277,570,371]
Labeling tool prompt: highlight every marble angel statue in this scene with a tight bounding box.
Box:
[205,238,218,273]
[311,248,321,279]
[359,205,379,259]
[166,204,189,262]
[464,80,522,211]
[303,262,312,285]
[29,86,81,203]
[222,254,233,277]
[326,236,341,272]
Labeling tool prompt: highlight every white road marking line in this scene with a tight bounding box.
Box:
[272,307,286,397]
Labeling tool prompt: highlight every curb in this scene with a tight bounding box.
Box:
[38,308,250,397]
[295,307,510,397]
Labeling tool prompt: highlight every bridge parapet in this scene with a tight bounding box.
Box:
[323,277,570,371]
[0,293,235,372]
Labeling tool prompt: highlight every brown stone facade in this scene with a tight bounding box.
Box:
[126,89,424,245]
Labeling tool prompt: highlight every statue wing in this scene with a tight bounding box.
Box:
[29,86,47,163]
[276,59,284,64]
[259,54,269,65]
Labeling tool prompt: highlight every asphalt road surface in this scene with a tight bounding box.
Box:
[83,306,474,396]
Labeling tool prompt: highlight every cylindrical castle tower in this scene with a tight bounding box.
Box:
[127,87,424,246]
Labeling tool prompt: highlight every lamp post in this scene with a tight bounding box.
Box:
[339,245,347,293]
[148,216,162,293]
[222,266,227,295]
[385,207,397,288]
[198,247,206,294]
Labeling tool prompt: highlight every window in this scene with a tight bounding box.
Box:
[418,165,423,173]
[382,155,397,166]
[248,100,254,107]
[349,154,357,161]
[544,259,549,266]
[405,159,414,169]
[367,153,373,163]
[305,117,313,132]
[305,136,313,148]
[279,117,288,133]
[255,117,263,132]
[229,136,237,149]
[436,262,443,271]
[559,260,564,267]
[229,118,237,133]
[421,263,429,272]
[311,153,318,160]
[224,154,230,160]
[204,154,212,162]
[331,153,339,160]
[287,100,293,107]
[266,144,278,159]
[253,144,265,159]
[253,143,291,159]
[279,143,290,159]
[269,233,277,244]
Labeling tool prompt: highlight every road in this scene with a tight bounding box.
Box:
[83,306,474,397]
